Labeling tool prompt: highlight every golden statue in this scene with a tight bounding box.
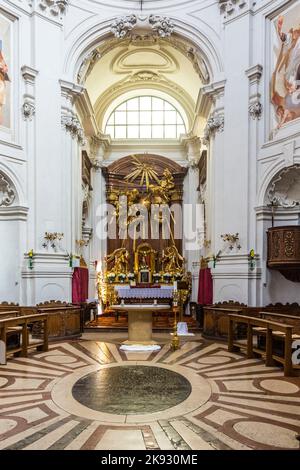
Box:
[105,248,129,274]
[147,169,175,205]
[134,243,156,277]
[161,169,175,191]
[162,245,185,274]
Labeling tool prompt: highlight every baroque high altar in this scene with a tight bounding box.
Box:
[98,154,191,307]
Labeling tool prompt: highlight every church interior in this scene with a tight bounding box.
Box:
[0,0,300,452]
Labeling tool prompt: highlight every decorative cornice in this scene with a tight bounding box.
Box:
[61,114,85,145]
[245,64,263,84]
[21,66,39,85]
[181,134,201,168]
[219,0,254,19]
[0,173,16,207]
[60,80,84,101]
[249,101,262,120]
[77,50,101,85]
[202,80,226,97]
[111,14,174,40]
[89,134,111,170]
[0,206,28,222]
[38,0,69,17]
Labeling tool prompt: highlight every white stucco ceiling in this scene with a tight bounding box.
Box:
[83,0,200,11]
[85,40,202,126]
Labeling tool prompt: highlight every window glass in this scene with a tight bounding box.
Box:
[105,96,186,139]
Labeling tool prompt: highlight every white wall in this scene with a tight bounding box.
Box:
[0,0,299,307]
[0,220,20,302]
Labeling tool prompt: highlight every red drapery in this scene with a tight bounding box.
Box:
[72,267,89,303]
[197,268,213,305]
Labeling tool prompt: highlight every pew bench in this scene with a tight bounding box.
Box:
[228,314,300,376]
[33,304,82,340]
[0,314,49,365]
[0,311,23,349]
[203,307,243,339]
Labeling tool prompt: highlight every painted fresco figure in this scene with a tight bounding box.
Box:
[271,16,300,132]
[0,39,9,126]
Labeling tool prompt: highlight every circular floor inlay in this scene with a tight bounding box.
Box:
[45,355,78,364]
[0,419,17,435]
[197,356,231,365]
[233,421,299,449]
[72,365,192,415]
[260,379,299,395]
[0,377,8,387]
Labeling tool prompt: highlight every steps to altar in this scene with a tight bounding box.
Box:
[85,313,198,331]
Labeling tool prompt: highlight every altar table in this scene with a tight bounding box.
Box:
[116,286,173,300]
[111,304,170,351]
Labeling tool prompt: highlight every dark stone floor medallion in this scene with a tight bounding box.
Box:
[72,366,192,415]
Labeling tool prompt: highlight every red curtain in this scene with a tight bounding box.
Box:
[198,268,213,305]
[72,267,89,303]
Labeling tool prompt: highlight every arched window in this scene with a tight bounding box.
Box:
[105,96,186,139]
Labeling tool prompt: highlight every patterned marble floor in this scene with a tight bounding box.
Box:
[0,333,300,451]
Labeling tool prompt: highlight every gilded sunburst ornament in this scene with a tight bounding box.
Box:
[125,156,160,189]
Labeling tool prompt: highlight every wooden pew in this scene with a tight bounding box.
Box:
[0,302,36,317]
[228,314,300,376]
[203,301,300,339]
[33,301,82,340]
[0,314,49,365]
[0,311,19,319]
[203,306,243,339]
[258,311,300,329]
[0,311,22,350]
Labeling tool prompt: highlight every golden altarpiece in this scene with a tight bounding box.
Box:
[97,154,191,313]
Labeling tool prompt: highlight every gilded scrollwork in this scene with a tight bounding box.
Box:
[273,232,281,258]
[284,231,295,258]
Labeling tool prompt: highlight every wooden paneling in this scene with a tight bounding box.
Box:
[268,226,300,282]
[33,301,81,340]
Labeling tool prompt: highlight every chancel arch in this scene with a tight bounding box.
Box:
[68,15,212,310]
[102,154,187,276]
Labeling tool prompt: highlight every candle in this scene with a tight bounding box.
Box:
[173,281,178,291]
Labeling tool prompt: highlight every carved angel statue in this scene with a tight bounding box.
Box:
[162,245,185,274]
[105,248,129,274]
[148,168,175,205]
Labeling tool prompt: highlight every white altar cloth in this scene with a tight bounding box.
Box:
[120,344,161,352]
[116,286,173,299]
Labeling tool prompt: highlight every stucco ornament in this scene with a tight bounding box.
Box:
[111,15,174,40]
[0,174,16,207]
[267,165,300,208]
[111,15,137,39]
